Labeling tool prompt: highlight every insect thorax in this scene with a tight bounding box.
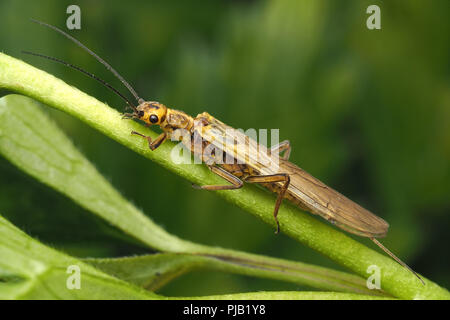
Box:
[163,109,194,135]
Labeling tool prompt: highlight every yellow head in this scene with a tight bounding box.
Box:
[124,100,193,133]
[124,101,168,126]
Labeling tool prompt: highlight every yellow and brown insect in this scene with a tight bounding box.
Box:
[25,20,424,285]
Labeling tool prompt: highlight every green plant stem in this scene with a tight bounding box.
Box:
[0,53,449,299]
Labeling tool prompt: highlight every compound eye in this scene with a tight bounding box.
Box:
[149,114,159,124]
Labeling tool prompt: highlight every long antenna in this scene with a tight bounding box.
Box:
[30,18,144,105]
[371,237,425,285]
[22,51,136,110]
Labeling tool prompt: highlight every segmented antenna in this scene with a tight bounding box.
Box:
[30,18,144,105]
[22,51,136,109]
[371,237,425,285]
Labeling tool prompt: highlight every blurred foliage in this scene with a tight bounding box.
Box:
[0,0,448,295]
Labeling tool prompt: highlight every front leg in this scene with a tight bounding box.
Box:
[131,131,167,151]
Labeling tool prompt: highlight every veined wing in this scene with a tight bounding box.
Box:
[195,112,388,238]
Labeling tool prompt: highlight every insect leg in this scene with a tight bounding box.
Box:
[270,140,291,160]
[192,165,243,191]
[131,131,167,151]
[244,173,290,234]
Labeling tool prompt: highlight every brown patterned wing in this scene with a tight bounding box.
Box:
[195,112,388,238]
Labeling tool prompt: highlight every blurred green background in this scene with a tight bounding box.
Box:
[0,0,449,295]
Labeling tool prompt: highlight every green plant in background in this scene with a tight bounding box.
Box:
[0,0,449,299]
[0,54,448,299]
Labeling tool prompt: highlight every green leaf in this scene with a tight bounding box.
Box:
[0,215,159,299]
[84,254,200,291]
